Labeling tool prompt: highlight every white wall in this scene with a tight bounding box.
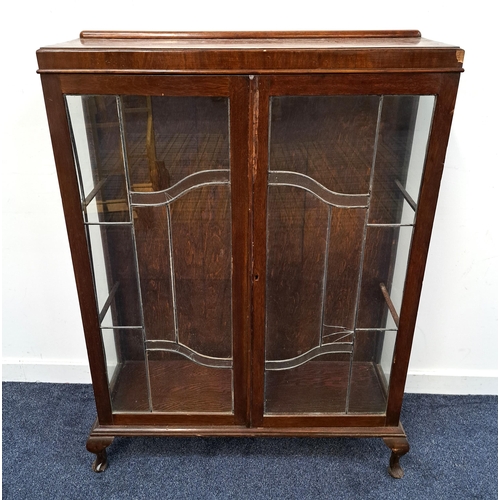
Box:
[2,1,498,394]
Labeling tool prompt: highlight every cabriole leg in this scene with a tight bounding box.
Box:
[86,436,114,473]
[383,436,410,479]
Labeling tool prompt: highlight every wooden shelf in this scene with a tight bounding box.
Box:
[111,359,233,414]
[111,359,387,417]
[266,360,388,415]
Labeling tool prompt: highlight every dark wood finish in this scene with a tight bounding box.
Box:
[37,32,463,75]
[251,76,270,427]
[383,436,410,478]
[86,430,114,472]
[229,77,252,426]
[80,30,423,40]
[38,31,463,475]
[58,75,231,96]
[90,420,406,437]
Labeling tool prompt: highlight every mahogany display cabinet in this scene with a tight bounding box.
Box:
[37,30,463,476]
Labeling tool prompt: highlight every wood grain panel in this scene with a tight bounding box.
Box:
[171,185,232,358]
[265,186,327,360]
[58,75,231,96]
[149,354,232,413]
[323,208,365,334]
[269,96,378,193]
[111,356,232,413]
[134,206,174,341]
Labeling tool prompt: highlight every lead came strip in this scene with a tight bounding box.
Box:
[268,170,369,208]
[130,169,230,206]
[319,206,333,347]
[146,340,232,369]
[166,203,180,345]
[265,343,353,371]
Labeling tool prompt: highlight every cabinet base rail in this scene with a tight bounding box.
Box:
[86,419,409,478]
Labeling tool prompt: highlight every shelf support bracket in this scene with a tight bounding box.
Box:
[379,283,400,328]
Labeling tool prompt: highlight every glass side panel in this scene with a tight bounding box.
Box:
[357,226,413,329]
[347,329,397,413]
[370,96,435,225]
[402,96,435,203]
[67,94,233,414]
[66,96,129,223]
[86,224,142,327]
[265,95,432,415]
[102,328,150,413]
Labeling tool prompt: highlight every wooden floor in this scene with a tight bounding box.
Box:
[110,359,387,416]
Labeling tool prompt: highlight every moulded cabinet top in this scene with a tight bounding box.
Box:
[37,30,464,74]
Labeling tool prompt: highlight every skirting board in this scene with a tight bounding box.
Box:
[404,369,498,395]
[2,359,91,384]
[2,359,498,395]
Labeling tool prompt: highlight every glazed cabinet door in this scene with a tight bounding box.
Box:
[53,76,251,425]
[251,76,440,427]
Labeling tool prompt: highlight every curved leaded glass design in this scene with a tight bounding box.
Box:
[264,95,435,415]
